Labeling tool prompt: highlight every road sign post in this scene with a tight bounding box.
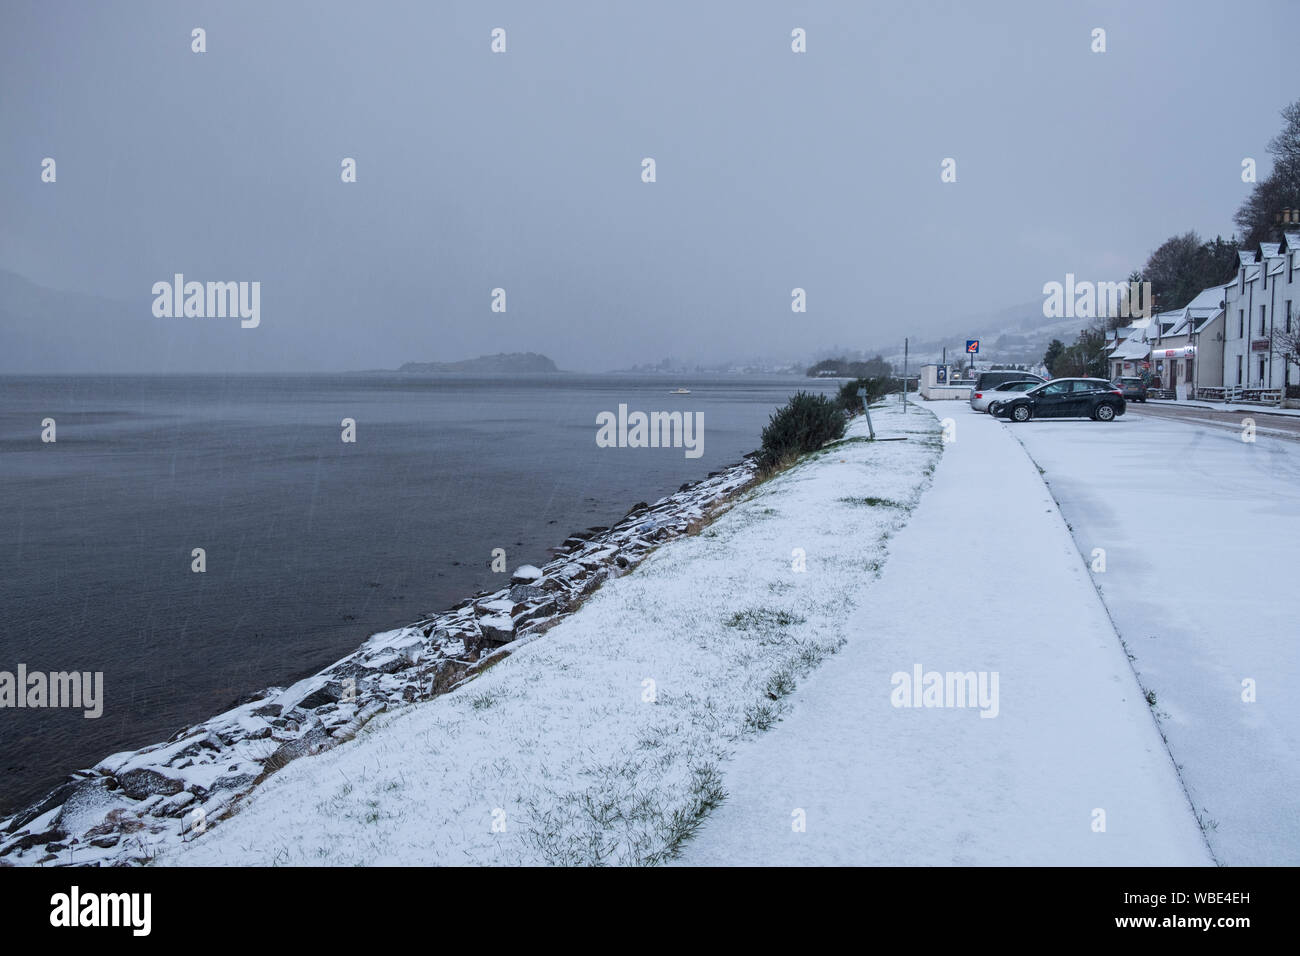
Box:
[857,387,875,439]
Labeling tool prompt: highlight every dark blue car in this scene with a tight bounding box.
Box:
[994,378,1126,422]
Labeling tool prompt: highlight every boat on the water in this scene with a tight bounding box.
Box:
[669,387,691,394]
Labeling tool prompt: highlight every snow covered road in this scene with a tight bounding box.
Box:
[1012,409,1300,865]
[680,407,1212,866]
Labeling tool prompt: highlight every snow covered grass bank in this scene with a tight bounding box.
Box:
[165,404,942,865]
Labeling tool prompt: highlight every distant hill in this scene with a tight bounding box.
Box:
[864,300,1094,369]
[0,268,262,373]
[397,352,560,374]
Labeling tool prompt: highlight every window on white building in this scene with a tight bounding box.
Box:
[1237,356,1243,385]
[1260,305,1267,335]
[1239,309,1244,336]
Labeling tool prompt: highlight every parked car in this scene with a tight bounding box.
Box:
[1112,376,1148,402]
[993,378,1126,422]
[972,370,1046,396]
[971,379,1041,413]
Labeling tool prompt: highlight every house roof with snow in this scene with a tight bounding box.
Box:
[1194,308,1224,334]
[1107,313,1158,354]
[1184,284,1228,311]
[1110,337,1151,361]
[1150,285,1228,340]
[1150,309,1181,335]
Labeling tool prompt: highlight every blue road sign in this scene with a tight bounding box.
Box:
[966,340,979,354]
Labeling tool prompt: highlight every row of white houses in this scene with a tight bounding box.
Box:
[1107,232,1300,402]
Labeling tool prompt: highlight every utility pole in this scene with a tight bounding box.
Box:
[902,337,909,412]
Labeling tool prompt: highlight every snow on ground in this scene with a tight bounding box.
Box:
[165,404,942,865]
[1155,399,1300,418]
[678,408,1211,866]
[1010,411,1300,865]
[1145,415,1297,440]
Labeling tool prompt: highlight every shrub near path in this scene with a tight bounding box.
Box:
[757,391,846,472]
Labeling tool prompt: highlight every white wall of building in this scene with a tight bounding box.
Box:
[1222,237,1300,390]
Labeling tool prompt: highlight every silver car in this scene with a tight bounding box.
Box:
[970,379,1041,413]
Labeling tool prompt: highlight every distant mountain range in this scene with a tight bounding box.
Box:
[863,300,1093,370]
[397,352,560,374]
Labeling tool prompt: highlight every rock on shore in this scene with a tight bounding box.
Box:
[0,454,758,866]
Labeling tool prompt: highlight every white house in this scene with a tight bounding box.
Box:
[1221,234,1300,391]
[1146,284,1228,394]
[1107,316,1156,380]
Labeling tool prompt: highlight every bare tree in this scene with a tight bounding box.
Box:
[1235,99,1300,249]
[1269,325,1300,384]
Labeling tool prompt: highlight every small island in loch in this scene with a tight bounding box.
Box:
[397,352,561,375]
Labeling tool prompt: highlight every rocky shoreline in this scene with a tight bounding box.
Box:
[0,455,761,866]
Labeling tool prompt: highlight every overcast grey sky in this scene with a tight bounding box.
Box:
[2,0,1298,372]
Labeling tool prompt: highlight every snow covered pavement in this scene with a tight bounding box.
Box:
[679,407,1212,866]
[1013,410,1300,865]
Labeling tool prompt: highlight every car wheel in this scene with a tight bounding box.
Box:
[1095,403,1116,422]
[1011,404,1031,423]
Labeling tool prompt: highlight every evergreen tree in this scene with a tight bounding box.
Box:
[1042,339,1066,375]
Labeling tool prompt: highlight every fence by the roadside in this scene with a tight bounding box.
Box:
[1191,385,1284,406]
